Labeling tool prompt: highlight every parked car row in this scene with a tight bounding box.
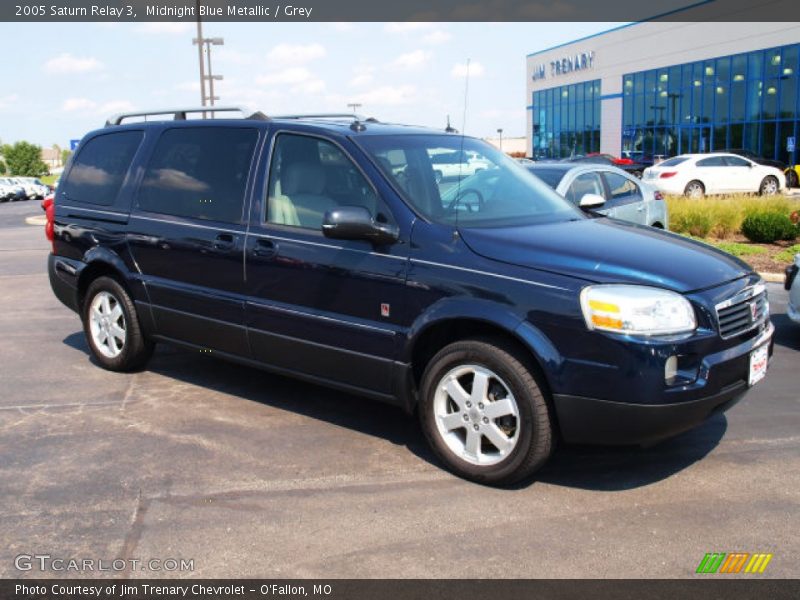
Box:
[0,176,50,201]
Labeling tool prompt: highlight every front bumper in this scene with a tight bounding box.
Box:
[554,321,774,445]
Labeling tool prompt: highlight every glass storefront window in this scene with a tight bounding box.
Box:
[531,79,601,159]
[619,43,799,161]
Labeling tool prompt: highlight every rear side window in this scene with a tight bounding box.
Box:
[659,157,688,167]
[603,172,640,200]
[696,156,726,167]
[137,127,258,223]
[62,131,143,206]
[528,168,566,189]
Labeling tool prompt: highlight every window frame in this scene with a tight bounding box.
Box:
[600,170,641,202]
[261,129,389,232]
[565,171,606,204]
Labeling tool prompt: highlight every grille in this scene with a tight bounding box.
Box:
[716,289,768,339]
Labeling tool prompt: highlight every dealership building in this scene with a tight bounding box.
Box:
[526,21,800,165]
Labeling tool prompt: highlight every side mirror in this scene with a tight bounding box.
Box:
[579,193,606,209]
[322,206,399,246]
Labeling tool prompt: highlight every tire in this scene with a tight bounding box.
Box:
[434,170,443,184]
[787,169,799,189]
[759,175,779,196]
[684,180,705,198]
[418,338,553,486]
[82,276,153,371]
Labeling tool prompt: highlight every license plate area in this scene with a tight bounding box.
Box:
[748,344,769,387]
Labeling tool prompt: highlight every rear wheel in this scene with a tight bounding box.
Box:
[759,175,779,196]
[684,180,705,198]
[82,276,153,371]
[419,339,553,486]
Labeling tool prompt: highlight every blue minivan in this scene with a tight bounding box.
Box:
[47,108,774,485]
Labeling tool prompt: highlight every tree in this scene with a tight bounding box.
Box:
[0,160,6,175]
[0,141,49,177]
[61,149,73,166]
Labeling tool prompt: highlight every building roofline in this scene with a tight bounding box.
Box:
[525,0,715,59]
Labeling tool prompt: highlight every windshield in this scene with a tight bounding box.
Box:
[357,134,581,228]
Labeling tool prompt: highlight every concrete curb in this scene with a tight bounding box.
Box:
[759,272,785,283]
[24,215,46,226]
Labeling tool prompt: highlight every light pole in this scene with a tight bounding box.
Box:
[347,102,362,115]
[497,128,504,152]
[203,37,224,107]
[192,0,206,108]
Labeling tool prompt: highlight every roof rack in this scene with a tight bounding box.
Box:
[104,106,268,127]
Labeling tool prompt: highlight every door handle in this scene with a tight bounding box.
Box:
[213,233,236,250]
[253,238,278,258]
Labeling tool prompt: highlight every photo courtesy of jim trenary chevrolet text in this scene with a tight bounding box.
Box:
[0,0,799,598]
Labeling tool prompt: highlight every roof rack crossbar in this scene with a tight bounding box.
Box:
[105,106,261,127]
[272,113,365,120]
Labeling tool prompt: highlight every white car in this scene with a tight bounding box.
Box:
[643,153,786,198]
[0,177,26,201]
[430,150,493,183]
[14,177,49,199]
[787,254,800,325]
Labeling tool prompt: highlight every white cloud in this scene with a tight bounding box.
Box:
[266,43,326,65]
[0,94,19,110]
[136,23,192,34]
[44,53,103,74]
[354,85,417,106]
[451,61,485,78]
[99,100,136,115]
[330,22,355,32]
[217,49,256,66]
[174,81,201,92]
[350,67,375,88]
[392,50,431,70]
[384,23,435,34]
[422,30,452,45]
[62,98,96,112]
[256,67,315,86]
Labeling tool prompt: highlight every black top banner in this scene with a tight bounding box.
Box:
[3,579,800,600]
[2,0,800,22]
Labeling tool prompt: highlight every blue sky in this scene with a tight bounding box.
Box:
[0,21,623,148]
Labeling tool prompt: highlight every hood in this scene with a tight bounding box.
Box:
[459,218,751,293]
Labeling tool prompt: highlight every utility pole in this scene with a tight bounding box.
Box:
[347,102,362,115]
[497,128,504,152]
[193,0,206,109]
[204,38,224,106]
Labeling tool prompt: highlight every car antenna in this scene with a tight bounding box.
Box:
[454,58,471,232]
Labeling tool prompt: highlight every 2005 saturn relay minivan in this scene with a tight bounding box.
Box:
[47,107,774,485]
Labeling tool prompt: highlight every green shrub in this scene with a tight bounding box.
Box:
[776,244,800,263]
[741,212,797,243]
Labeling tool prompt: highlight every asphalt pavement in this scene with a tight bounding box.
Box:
[0,200,798,579]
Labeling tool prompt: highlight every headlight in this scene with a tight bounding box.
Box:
[580,285,696,335]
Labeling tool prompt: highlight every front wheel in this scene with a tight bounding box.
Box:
[759,175,779,196]
[82,276,154,371]
[786,169,799,189]
[419,339,553,486]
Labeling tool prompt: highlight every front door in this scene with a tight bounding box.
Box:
[600,170,646,224]
[243,131,410,398]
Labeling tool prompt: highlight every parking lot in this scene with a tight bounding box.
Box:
[0,199,798,579]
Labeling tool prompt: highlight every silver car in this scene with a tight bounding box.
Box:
[787,254,800,325]
[526,163,668,229]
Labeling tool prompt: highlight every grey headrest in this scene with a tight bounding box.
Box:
[282,163,325,195]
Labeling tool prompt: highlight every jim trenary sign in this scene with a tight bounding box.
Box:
[531,51,596,81]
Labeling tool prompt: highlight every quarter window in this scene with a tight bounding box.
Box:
[62,131,143,206]
[267,133,387,230]
[137,127,258,223]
